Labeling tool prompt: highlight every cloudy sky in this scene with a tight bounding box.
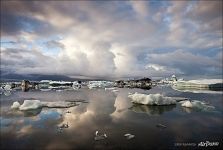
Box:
[1,0,222,80]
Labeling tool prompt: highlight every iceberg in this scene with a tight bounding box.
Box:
[105,87,116,91]
[11,100,79,111]
[11,101,21,109]
[186,79,222,85]
[94,130,107,141]
[87,81,113,89]
[19,100,43,111]
[41,101,78,108]
[124,133,135,140]
[128,93,177,105]
[173,79,223,91]
[4,84,12,91]
[72,81,81,89]
[181,100,215,111]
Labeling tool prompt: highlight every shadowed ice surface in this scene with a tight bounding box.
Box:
[1,86,223,149]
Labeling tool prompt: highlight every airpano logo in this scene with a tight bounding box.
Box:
[198,141,219,147]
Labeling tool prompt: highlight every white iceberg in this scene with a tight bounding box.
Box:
[128,93,176,105]
[94,130,107,141]
[72,81,81,89]
[112,89,119,93]
[187,79,222,85]
[105,87,116,91]
[4,84,12,91]
[173,79,223,91]
[181,100,215,111]
[11,101,21,109]
[19,100,43,111]
[124,133,135,140]
[87,81,113,89]
[11,100,79,111]
[42,101,78,108]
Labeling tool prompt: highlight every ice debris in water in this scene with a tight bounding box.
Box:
[156,124,167,129]
[88,81,113,89]
[4,84,12,91]
[11,100,79,111]
[19,100,43,111]
[11,101,21,109]
[181,100,215,111]
[124,133,135,140]
[94,130,107,141]
[128,93,177,105]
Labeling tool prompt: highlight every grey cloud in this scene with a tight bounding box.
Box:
[45,40,65,49]
[146,50,222,76]
[1,1,222,79]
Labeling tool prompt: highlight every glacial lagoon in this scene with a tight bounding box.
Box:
[1,86,222,149]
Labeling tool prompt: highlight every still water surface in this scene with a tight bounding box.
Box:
[1,86,222,149]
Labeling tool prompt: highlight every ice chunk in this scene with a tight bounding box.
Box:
[112,89,119,93]
[181,100,215,111]
[11,100,79,111]
[88,81,113,89]
[11,101,21,109]
[181,101,193,108]
[40,89,51,92]
[156,124,167,128]
[128,93,176,105]
[124,133,135,140]
[187,79,222,85]
[72,81,81,89]
[4,84,12,91]
[42,101,78,108]
[94,130,107,141]
[19,100,43,111]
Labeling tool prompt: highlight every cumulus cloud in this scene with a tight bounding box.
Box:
[45,40,64,49]
[0,1,222,79]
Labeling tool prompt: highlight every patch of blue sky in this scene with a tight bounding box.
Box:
[35,36,63,56]
[15,15,42,33]
[0,38,17,49]
[194,47,223,57]
[149,0,170,9]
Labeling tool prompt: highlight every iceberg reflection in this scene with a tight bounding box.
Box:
[129,104,176,115]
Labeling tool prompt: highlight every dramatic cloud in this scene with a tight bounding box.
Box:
[1,1,222,79]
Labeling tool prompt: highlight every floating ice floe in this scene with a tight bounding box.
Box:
[40,89,51,92]
[171,87,223,94]
[94,130,107,141]
[172,79,223,91]
[11,100,79,111]
[19,100,43,111]
[156,124,167,129]
[124,133,135,140]
[181,100,215,111]
[72,81,81,89]
[112,89,119,93]
[4,84,12,91]
[88,81,113,89]
[128,93,177,105]
[105,87,116,91]
[11,101,21,109]
[186,79,222,85]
